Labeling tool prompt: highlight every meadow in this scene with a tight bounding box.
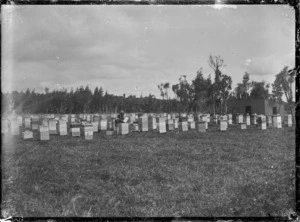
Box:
[2,124,295,217]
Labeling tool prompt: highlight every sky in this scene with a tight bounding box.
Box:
[1,4,295,98]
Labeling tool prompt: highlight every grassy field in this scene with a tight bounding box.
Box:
[2,124,295,217]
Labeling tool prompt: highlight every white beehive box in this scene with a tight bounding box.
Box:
[57,121,67,136]
[219,121,227,131]
[166,119,174,131]
[245,115,251,126]
[267,115,272,126]
[240,123,246,130]
[273,115,282,128]
[38,125,50,140]
[259,122,267,130]
[251,114,257,125]
[197,121,206,132]
[49,119,57,134]
[70,124,81,137]
[237,115,243,124]
[174,118,179,129]
[138,116,148,132]
[179,121,188,132]
[188,121,196,129]
[149,117,157,130]
[81,125,93,140]
[119,123,129,135]
[22,130,33,139]
[91,121,99,132]
[285,114,292,127]
[157,117,166,133]
[99,120,108,131]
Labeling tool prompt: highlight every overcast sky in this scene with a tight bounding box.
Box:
[2,5,295,98]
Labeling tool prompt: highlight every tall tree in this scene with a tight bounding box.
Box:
[250,81,270,99]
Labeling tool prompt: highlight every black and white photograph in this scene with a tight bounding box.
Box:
[1,3,296,217]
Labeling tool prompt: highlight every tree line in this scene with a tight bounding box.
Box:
[2,55,295,116]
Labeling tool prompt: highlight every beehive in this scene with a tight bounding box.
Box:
[285,114,292,127]
[240,123,246,130]
[157,117,166,133]
[166,119,174,131]
[228,114,232,125]
[179,121,188,132]
[10,119,20,135]
[273,115,282,128]
[219,121,227,131]
[17,116,23,127]
[131,123,139,132]
[174,118,179,129]
[86,115,91,122]
[171,114,176,119]
[138,116,148,132]
[188,121,196,129]
[38,125,50,140]
[99,120,108,131]
[40,118,49,126]
[91,121,99,132]
[1,119,10,134]
[31,122,39,130]
[206,114,211,123]
[245,115,251,126]
[70,124,81,137]
[251,114,257,125]
[48,119,58,134]
[57,121,67,136]
[259,123,267,130]
[81,125,93,140]
[22,130,33,139]
[236,115,243,124]
[267,115,272,126]
[119,123,129,135]
[149,117,157,130]
[197,121,206,132]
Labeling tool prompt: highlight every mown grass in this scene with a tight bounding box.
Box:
[1,124,295,217]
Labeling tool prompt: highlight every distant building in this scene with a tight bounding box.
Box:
[227,98,287,119]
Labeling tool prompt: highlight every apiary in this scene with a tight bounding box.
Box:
[10,118,20,135]
[81,124,93,140]
[1,119,10,134]
[157,117,166,133]
[285,114,292,127]
[166,119,174,131]
[48,119,58,134]
[57,121,67,136]
[174,118,179,129]
[138,116,148,132]
[219,120,227,131]
[99,120,108,131]
[70,124,81,137]
[91,121,99,132]
[197,121,206,133]
[179,121,188,132]
[22,130,33,139]
[118,123,129,135]
[251,114,257,125]
[38,125,50,140]
[188,121,196,129]
[149,117,157,130]
[240,123,246,130]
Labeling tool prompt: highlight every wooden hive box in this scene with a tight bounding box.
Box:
[179,121,188,132]
[267,115,272,126]
[245,115,251,125]
[149,117,157,130]
[10,119,20,135]
[48,119,58,134]
[174,118,179,129]
[22,130,33,139]
[273,115,282,129]
[259,122,267,130]
[81,124,93,140]
[188,121,196,129]
[38,125,50,140]
[166,119,174,131]
[91,121,99,132]
[219,120,227,131]
[138,116,148,132]
[240,123,247,130]
[1,119,10,134]
[285,114,292,127]
[70,124,81,137]
[236,115,243,124]
[57,121,68,136]
[197,121,206,132]
[131,123,139,132]
[119,123,129,135]
[251,114,257,125]
[228,114,232,125]
[156,117,166,133]
[99,120,108,131]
